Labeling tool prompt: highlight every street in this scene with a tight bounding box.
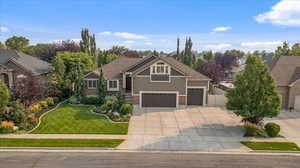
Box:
[0,151,299,168]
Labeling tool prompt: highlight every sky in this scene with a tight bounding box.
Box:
[0,0,300,52]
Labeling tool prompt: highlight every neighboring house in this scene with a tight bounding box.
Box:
[223,64,245,82]
[83,55,211,108]
[267,56,300,110]
[0,49,53,88]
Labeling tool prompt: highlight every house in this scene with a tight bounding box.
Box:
[0,49,53,88]
[223,64,245,82]
[83,55,211,108]
[267,56,300,110]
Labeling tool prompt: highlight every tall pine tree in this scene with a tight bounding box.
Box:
[80,28,97,67]
[98,69,107,105]
[226,55,281,125]
[176,37,180,60]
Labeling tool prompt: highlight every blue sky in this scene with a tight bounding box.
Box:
[0,0,300,52]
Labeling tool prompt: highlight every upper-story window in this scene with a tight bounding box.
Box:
[151,62,170,75]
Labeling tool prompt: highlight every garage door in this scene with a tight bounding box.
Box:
[187,88,204,105]
[294,95,300,111]
[141,93,177,107]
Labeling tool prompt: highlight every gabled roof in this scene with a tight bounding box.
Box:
[87,55,210,81]
[0,49,53,75]
[89,57,142,79]
[266,56,300,86]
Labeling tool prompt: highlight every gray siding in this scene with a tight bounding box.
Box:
[137,68,184,76]
[133,76,186,95]
[187,80,208,87]
[138,68,150,75]
[151,74,169,81]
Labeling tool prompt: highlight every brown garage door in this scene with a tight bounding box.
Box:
[141,93,177,107]
[187,88,204,105]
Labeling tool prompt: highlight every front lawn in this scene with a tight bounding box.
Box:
[241,141,300,151]
[31,103,128,134]
[0,138,123,148]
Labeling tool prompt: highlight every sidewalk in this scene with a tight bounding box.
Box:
[0,134,128,139]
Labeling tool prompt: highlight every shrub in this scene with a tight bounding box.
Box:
[0,101,27,126]
[46,97,55,106]
[80,97,102,105]
[53,97,60,104]
[116,91,126,110]
[39,101,48,109]
[119,104,133,115]
[265,122,280,137]
[0,121,15,133]
[244,122,265,137]
[28,104,42,113]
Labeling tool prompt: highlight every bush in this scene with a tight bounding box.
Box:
[0,121,15,133]
[53,97,60,104]
[244,122,265,137]
[28,104,42,113]
[265,122,280,137]
[119,104,133,115]
[39,101,48,109]
[0,101,27,126]
[80,97,102,105]
[116,91,126,110]
[46,97,54,106]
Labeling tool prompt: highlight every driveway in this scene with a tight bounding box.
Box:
[118,106,250,152]
[266,110,300,147]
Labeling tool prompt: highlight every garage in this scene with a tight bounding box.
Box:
[141,92,177,107]
[187,88,204,105]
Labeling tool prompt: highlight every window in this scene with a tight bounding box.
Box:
[107,80,119,91]
[85,79,98,89]
[151,62,170,75]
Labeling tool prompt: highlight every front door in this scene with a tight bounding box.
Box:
[126,76,132,92]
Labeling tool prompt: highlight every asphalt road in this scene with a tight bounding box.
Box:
[0,151,299,168]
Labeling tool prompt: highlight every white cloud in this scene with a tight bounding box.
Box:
[241,41,282,47]
[0,26,8,32]
[98,31,112,36]
[255,0,300,26]
[212,26,231,32]
[98,31,147,39]
[204,43,232,49]
[124,40,135,44]
[70,38,81,43]
[144,42,153,46]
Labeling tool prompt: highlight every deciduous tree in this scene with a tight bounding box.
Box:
[5,36,29,50]
[196,60,224,83]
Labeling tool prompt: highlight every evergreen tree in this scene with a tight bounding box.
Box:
[274,41,290,58]
[226,55,281,125]
[290,43,300,56]
[98,70,107,105]
[176,37,180,60]
[181,37,193,66]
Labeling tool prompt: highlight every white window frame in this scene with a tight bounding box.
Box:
[150,61,171,75]
[85,79,98,89]
[107,80,119,91]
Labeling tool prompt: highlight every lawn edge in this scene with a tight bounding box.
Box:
[28,99,69,134]
[240,141,300,151]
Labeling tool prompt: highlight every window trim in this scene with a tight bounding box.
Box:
[85,79,98,89]
[150,61,171,75]
[107,80,119,91]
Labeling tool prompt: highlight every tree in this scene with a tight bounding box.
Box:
[116,91,126,111]
[97,70,107,105]
[226,55,281,125]
[192,58,205,69]
[181,37,193,66]
[11,72,44,107]
[215,52,238,71]
[0,41,6,49]
[290,43,300,56]
[274,41,290,58]
[224,49,245,61]
[5,36,29,50]
[196,60,224,84]
[123,50,141,58]
[201,51,214,60]
[108,46,129,55]
[0,80,10,112]
[80,28,97,66]
[176,37,180,60]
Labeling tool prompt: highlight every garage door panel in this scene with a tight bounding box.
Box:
[142,93,177,107]
[187,88,204,105]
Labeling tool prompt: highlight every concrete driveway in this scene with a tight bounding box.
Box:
[267,110,300,147]
[118,106,250,152]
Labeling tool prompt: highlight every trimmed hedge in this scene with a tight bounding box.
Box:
[265,122,280,137]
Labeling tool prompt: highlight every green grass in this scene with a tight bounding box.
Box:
[241,141,300,151]
[31,103,128,134]
[0,138,124,148]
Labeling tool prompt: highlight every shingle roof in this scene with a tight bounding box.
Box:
[0,49,53,75]
[266,56,300,86]
[93,57,142,79]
